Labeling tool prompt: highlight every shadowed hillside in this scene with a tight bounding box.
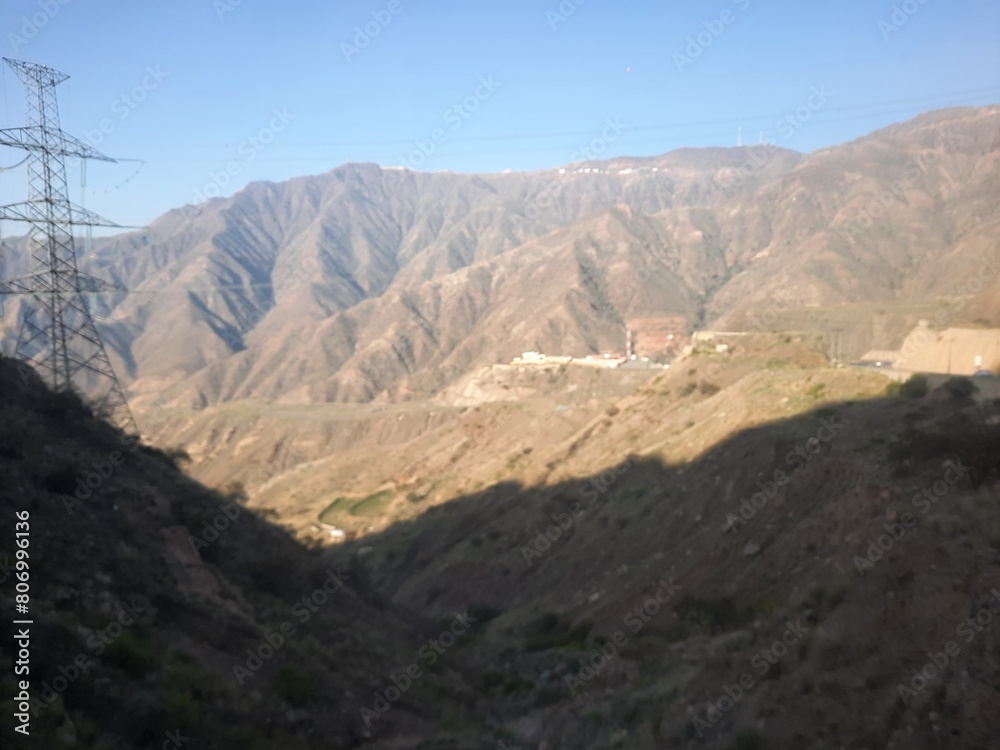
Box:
[0,355,495,749]
[325,375,1000,749]
[1,356,998,748]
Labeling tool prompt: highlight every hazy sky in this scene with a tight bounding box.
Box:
[0,0,998,229]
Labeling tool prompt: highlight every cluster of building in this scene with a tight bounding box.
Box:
[557,166,666,176]
[511,317,691,370]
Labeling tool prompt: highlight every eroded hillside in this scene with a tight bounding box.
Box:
[4,108,996,413]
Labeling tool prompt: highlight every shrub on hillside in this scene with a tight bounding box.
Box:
[39,387,92,421]
[273,665,318,706]
[675,595,742,635]
[40,460,81,495]
[942,376,977,400]
[698,380,721,396]
[734,728,763,750]
[899,375,929,399]
[525,612,592,651]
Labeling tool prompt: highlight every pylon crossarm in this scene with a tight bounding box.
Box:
[0,200,122,228]
[3,58,69,86]
[0,271,126,295]
[0,126,116,162]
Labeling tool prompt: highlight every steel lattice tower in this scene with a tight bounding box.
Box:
[0,58,136,433]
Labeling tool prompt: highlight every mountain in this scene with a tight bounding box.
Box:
[4,106,996,413]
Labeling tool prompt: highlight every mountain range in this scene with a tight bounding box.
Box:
[3,105,997,412]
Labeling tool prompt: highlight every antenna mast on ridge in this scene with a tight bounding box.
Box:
[0,58,136,433]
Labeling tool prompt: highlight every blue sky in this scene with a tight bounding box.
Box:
[0,0,998,230]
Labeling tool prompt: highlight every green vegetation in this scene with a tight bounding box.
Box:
[525,612,593,651]
[942,376,977,400]
[806,382,826,399]
[886,374,932,399]
[102,630,159,679]
[468,603,504,623]
[319,489,395,522]
[273,666,318,706]
[899,374,929,398]
[675,596,743,635]
[350,489,394,516]
[734,728,763,750]
[156,687,201,728]
[318,497,345,524]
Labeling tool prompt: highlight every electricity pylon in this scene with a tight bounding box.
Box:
[0,57,136,433]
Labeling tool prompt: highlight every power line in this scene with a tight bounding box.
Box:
[96,85,1000,152]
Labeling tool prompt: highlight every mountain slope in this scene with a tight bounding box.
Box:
[324,343,1000,749]
[2,107,997,412]
[0,355,493,749]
